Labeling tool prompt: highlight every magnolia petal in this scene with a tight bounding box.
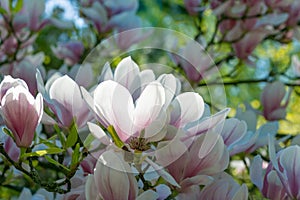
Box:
[136,190,159,200]
[157,74,178,108]
[232,184,248,200]
[170,92,204,128]
[250,155,263,190]
[99,62,113,82]
[145,157,180,188]
[134,82,165,132]
[94,80,134,141]
[87,122,111,145]
[114,56,139,89]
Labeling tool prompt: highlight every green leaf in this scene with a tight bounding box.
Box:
[66,122,78,148]
[107,125,124,149]
[38,137,59,148]
[71,143,80,167]
[21,147,64,158]
[13,0,23,13]
[2,127,14,139]
[54,124,66,147]
[44,155,70,173]
[0,7,7,15]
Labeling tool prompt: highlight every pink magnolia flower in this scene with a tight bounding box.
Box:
[251,145,300,200]
[93,150,138,200]
[261,81,290,121]
[216,118,247,156]
[0,85,43,147]
[81,2,108,33]
[91,79,165,142]
[51,41,84,66]
[233,29,271,59]
[156,131,229,196]
[0,75,28,101]
[176,42,214,82]
[15,0,48,31]
[199,172,248,200]
[38,74,90,129]
[0,132,20,162]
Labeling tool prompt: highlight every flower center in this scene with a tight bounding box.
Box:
[128,137,150,151]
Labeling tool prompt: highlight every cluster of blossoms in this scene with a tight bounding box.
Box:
[0,56,296,199]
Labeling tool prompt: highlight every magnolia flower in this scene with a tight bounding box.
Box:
[0,131,20,162]
[251,144,300,200]
[175,42,214,82]
[261,81,290,121]
[233,29,271,60]
[216,118,247,156]
[0,85,43,147]
[91,79,165,142]
[93,150,138,200]
[0,75,28,101]
[199,172,248,200]
[51,41,84,66]
[38,74,90,129]
[156,131,229,195]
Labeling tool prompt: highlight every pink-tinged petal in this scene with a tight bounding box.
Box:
[184,132,229,178]
[114,56,140,90]
[170,92,204,128]
[232,184,248,200]
[180,175,213,189]
[1,86,43,147]
[144,112,167,142]
[94,151,138,200]
[156,138,188,171]
[263,170,286,200]
[261,81,287,120]
[99,62,113,82]
[0,75,28,101]
[81,2,108,33]
[183,108,230,140]
[279,146,300,198]
[87,122,111,145]
[131,69,155,100]
[134,82,165,132]
[23,0,45,31]
[85,175,100,200]
[219,118,247,147]
[233,29,270,59]
[145,157,180,188]
[114,28,151,50]
[157,74,179,108]
[49,75,90,128]
[70,64,94,88]
[250,155,263,190]
[3,134,20,162]
[255,122,278,149]
[177,185,201,200]
[94,80,134,141]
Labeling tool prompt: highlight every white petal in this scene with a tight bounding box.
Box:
[94,80,134,141]
[134,82,165,132]
[114,56,139,89]
[170,92,204,128]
